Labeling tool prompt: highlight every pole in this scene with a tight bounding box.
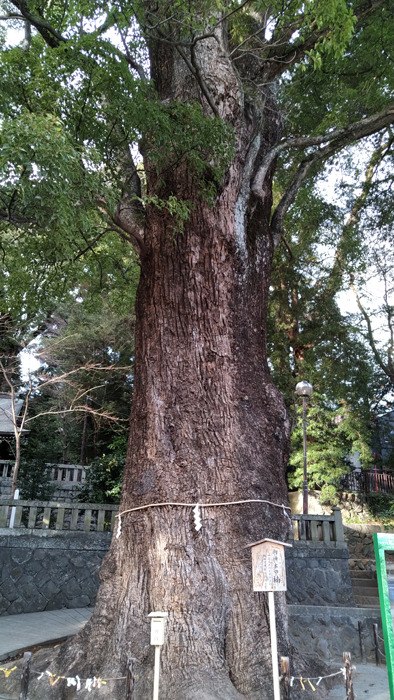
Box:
[302,396,308,515]
[19,651,32,700]
[281,657,291,699]
[343,652,355,700]
[153,645,161,700]
[373,623,380,666]
[268,591,280,700]
[358,621,366,664]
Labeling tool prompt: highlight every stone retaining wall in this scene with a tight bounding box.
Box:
[289,605,383,664]
[286,542,355,607]
[0,526,357,615]
[0,528,111,616]
[344,523,392,571]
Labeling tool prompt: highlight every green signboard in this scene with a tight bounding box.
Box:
[373,532,394,699]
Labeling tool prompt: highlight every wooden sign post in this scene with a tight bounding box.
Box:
[148,611,168,700]
[246,538,292,700]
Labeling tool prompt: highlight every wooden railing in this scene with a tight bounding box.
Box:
[291,508,345,547]
[1,463,87,484]
[0,499,118,532]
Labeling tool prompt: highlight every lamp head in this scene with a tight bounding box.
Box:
[295,381,313,398]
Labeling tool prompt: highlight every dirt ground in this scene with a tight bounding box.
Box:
[327,663,390,699]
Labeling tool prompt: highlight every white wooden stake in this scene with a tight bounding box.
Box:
[268,591,280,700]
[153,645,161,700]
[9,488,19,529]
[148,611,168,700]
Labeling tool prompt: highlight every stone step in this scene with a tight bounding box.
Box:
[352,584,379,596]
[354,594,381,607]
[350,573,377,583]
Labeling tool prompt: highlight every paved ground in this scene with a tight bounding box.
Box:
[326,663,390,699]
[0,608,92,661]
[0,609,391,698]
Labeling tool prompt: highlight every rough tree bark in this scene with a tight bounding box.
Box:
[30,16,295,700]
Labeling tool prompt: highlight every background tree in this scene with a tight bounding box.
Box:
[35,299,135,464]
[0,306,133,496]
[0,1,394,698]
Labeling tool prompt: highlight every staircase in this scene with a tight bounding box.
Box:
[349,568,380,608]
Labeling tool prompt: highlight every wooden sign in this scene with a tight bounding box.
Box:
[246,538,292,592]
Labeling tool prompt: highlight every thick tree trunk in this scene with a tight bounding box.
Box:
[33,22,295,700]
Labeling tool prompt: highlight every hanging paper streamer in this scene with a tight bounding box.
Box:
[67,676,81,690]
[289,667,346,689]
[282,504,292,526]
[193,504,202,532]
[116,515,122,539]
[0,665,17,677]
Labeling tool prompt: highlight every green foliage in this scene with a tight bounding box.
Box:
[0,0,392,511]
[287,395,371,504]
[279,2,394,138]
[18,458,55,500]
[78,436,126,503]
[143,101,234,203]
[365,493,394,528]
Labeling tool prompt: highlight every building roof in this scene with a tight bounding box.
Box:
[0,393,24,436]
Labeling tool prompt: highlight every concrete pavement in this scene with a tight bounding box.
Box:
[0,608,92,661]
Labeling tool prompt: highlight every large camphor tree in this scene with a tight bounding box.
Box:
[1,0,394,697]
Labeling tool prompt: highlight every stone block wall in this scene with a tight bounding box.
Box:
[0,528,111,616]
[289,605,383,664]
[344,523,390,571]
[286,542,355,607]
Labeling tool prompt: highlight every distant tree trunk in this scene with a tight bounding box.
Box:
[41,18,293,700]
[79,398,89,465]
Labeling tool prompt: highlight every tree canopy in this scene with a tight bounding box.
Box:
[1,1,394,697]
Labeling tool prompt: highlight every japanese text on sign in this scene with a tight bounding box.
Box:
[252,543,287,592]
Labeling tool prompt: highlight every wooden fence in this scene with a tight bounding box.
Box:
[0,499,118,532]
[0,463,88,499]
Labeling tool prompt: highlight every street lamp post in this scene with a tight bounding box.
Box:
[295,381,313,515]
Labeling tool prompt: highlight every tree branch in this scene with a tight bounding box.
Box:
[9,0,66,47]
[265,105,394,244]
[350,274,394,385]
[253,105,394,199]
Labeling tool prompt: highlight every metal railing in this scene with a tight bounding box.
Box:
[341,470,394,495]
